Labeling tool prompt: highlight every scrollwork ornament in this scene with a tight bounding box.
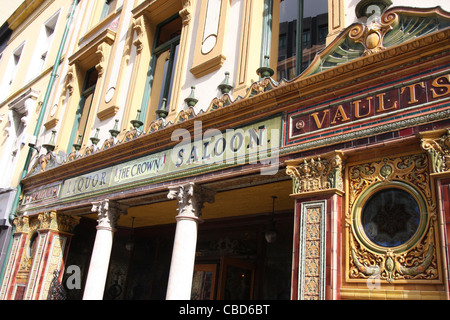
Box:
[349,222,438,282]
[347,153,439,283]
[348,11,399,56]
[421,128,450,174]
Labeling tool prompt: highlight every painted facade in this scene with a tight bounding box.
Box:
[0,0,449,300]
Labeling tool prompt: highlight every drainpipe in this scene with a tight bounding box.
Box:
[0,0,80,288]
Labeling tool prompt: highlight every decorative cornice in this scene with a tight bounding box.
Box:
[21,6,450,190]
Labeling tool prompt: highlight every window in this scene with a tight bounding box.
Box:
[26,12,59,82]
[100,0,118,20]
[361,188,421,248]
[142,14,182,124]
[0,43,24,101]
[67,67,98,152]
[274,0,328,81]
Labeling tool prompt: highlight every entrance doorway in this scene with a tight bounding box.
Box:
[192,257,255,300]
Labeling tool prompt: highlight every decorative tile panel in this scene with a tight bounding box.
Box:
[298,201,326,300]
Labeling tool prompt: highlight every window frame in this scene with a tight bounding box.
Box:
[352,181,428,254]
[269,0,329,81]
[100,0,118,20]
[26,10,60,82]
[67,67,98,153]
[0,42,25,101]
[140,13,182,124]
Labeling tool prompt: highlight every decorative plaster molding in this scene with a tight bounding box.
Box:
[91,199,128,231]
[167,183,216,219]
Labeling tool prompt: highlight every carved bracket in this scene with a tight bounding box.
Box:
[421,128,450,175]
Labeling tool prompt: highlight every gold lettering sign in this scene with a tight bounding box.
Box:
[58,117,281,199]
[288,72,450,142]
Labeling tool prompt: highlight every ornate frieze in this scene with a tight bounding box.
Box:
[286,151,345,197]
[347,153,440,283]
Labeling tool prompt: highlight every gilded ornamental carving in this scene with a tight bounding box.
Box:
[347,153,440,283]
[37,212,80,234]
[349,7,398,56]
[286,151,345,196]
[13,216,29,234]
[421,128,450,174]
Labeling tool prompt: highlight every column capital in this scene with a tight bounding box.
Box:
[91,199,128,231]
[37,211,81,234]
[420,128,450,175]
[13,216,30,234]
[168,183,215,220]
[286,150,345,198]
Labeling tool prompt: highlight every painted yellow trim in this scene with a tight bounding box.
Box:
[168,0,196,116]
[123,13,153,132]
[7,0,48,31]
[145,50,170,125]
[340,288,447,300]
[190,0,230,78]
[190,54,226,79]
[69,29,116,69]
[327,0,346,45]
[234,0,263,97]
[270,0,281,78]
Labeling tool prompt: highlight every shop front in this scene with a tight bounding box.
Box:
[1,3,450,301]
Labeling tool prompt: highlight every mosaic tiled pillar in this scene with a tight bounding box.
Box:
[0,216,29,300]
[286,151,345,300]
[0,213,79,300]
[23,212,80,300]
[166,183,215,300]
[422,129,450,300]
[298,201,327,300]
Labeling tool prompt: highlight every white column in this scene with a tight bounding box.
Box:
[166,183,215,300]
[83,200,127,300]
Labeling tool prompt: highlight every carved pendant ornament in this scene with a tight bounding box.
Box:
[347,153,440,283]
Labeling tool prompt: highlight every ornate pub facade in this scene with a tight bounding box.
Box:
[0,0,449,300]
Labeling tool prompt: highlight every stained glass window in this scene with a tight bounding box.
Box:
[361,188,421,248]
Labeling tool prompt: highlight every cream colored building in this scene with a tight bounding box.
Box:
[0,0,80,278]
[0,0,450,301]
